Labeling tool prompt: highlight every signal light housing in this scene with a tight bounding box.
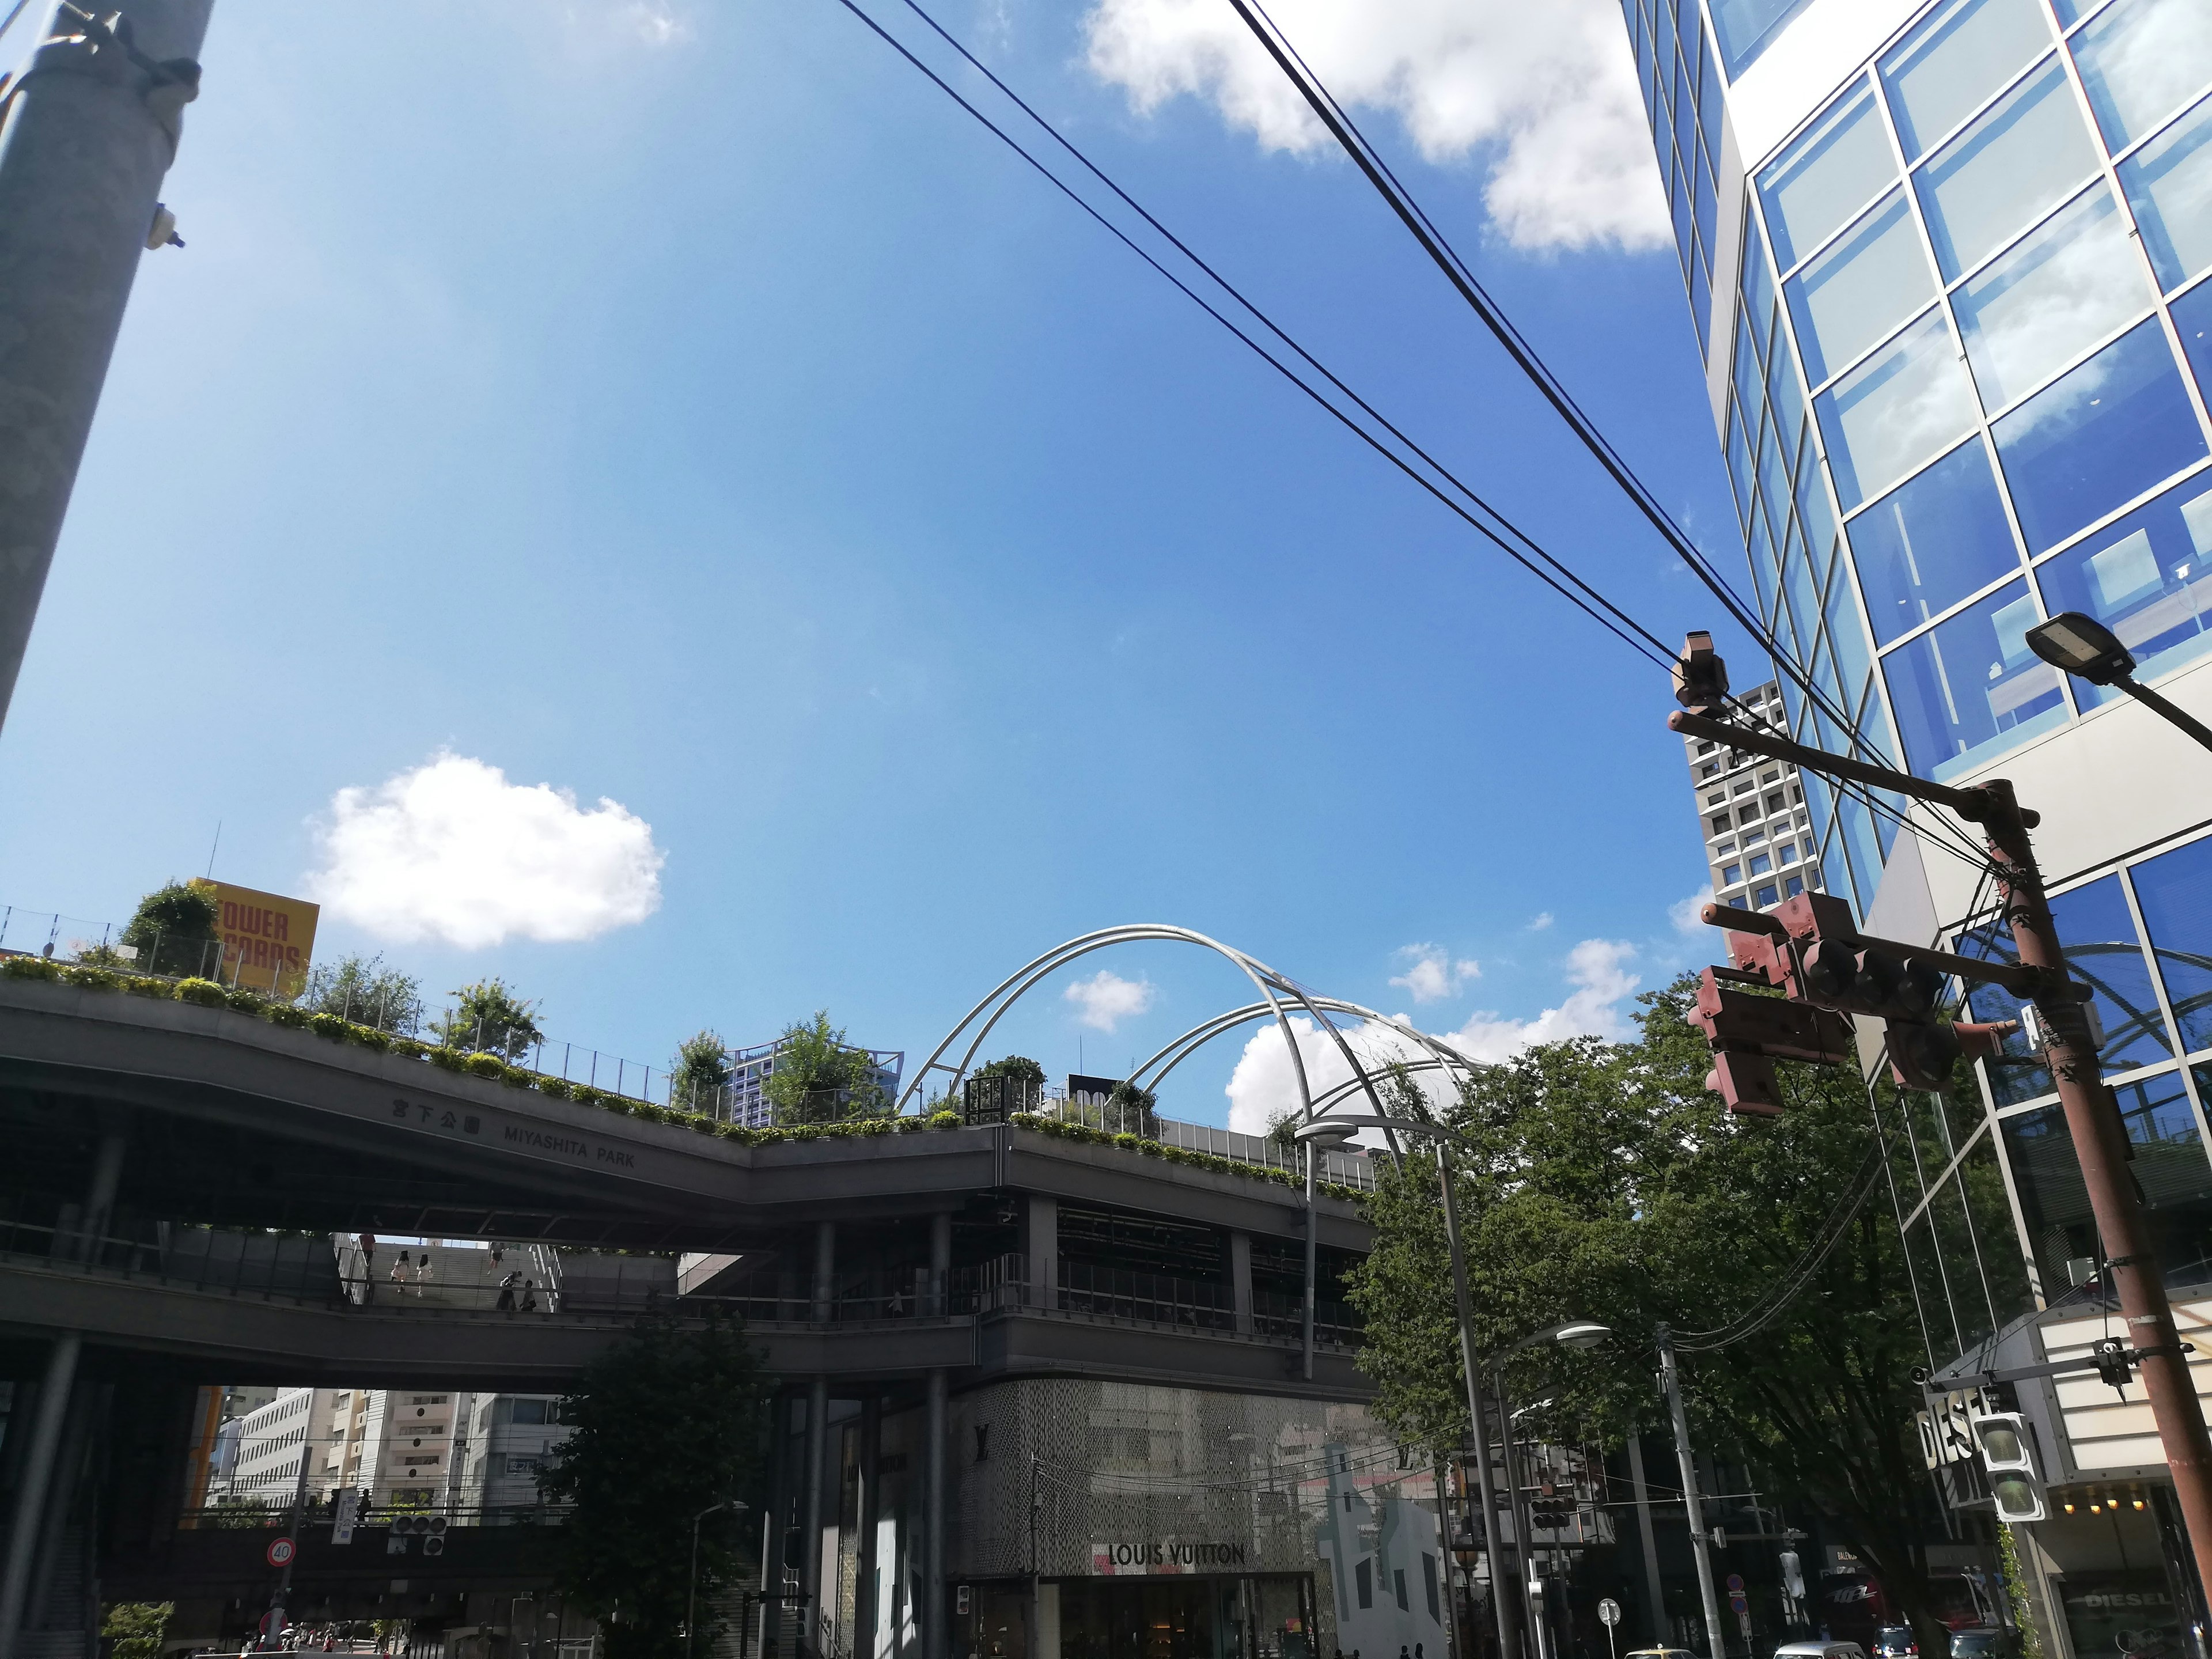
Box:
[1970,1411,2048,1523]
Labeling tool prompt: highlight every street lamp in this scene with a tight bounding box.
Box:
[2026,611,2212,754]
[1487,1323,1612,1659]
[688,1498,747,1659]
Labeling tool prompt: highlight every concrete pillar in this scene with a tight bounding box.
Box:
[812,1221,837,1322]
[62,1128,128,1262]
[924,1370,947,1659]
[0,0,215,728]
[0,1334,83,1659]
[802,1378,829,1617]
[1023,1197,1056,1309]
[929,1213,951,1317]
[23,1387,96,1631]
[857,1398,882,1659]
[1228,1230,1253,1335]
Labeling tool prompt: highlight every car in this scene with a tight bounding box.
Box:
[1948,1628,2023,1659]
[1775,1643,1871,1659]
[1624,1650,1699,1659]
[1874,1626,1919,1658]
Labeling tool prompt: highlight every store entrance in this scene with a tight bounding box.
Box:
[1054,1575,1314,1659]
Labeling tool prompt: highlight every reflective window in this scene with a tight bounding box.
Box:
[1711,0,1817,79]
[2070,0,2212,152]
[1953,184,2154,410]
[2034,471,2212,704]
[2122,94,2212,292]
[1849,440,2021,643]
[1881,577,2066,778]
[1916,60,2102,280]
[1993,318,2211,551]
[2050,874,2174,1071]
[1758,86,1896,270]
[1816,308,1981,507]
[2177,276,2212,396]
[2135,836,2212,1054]
[1881,0,2056,160]
[1786,192,1939,384]
[1958,923,2058,1105]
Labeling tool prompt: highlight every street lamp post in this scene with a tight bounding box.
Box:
[2025,612,2212,753]
[688,1499,747,1659]
[1488,1323,1613,1659]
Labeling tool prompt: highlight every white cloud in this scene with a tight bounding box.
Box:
[1064,968,1157,1032]
[1527,911,1555,931]
[1224,1014,1434,1135]
[1389,942,1480,1003]
[1441,938,1640,1062]
[1082,0,1668,252]
[1669,887,1715,935]
[616,2,690,46]
[307,753,665,949]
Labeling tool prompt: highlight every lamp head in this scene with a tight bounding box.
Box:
[1672,631,1729,714]
[2025,612,2135,685]
[1552,1321,1612,1350]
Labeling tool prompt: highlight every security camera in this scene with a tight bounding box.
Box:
[146,203,184,250]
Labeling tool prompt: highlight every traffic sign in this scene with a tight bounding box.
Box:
[266,1537,295,1568]
[1729,1595,1749,1614]
[1598,1601,1620,1627]
[1726,1574,1745,1593]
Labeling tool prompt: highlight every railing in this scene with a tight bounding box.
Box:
[0,1209,345,1298]
[1023,1096,1378,1191]
[177,1499,573,1532]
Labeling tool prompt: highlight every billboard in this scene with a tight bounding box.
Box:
[192,880,319,995]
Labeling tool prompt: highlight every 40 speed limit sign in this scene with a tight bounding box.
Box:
[266,1537,296,1568]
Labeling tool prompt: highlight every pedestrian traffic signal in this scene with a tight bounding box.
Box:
[1685,967,1854,1116]
[1970,1412,2048,1522]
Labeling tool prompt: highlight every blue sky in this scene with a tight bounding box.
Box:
[0,0,1756,1128]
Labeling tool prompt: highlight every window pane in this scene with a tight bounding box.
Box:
[1785,192,1939,384]
[2178,276,2212,396]
[1956,922,2057,1104]
[1726,399,1756,524]
[2070,0,2212,151]
[1993,317,2211,551]
[1828,571,1876,695]
[1745,218,1778,359]
[2034,471,2212,704]
[2049,873,2173,1071]
[1954,184,2154,410]
[2134,836,2212,1053]
[1881,577,2066,778]
[1881,0,2056,160]
[2122,93,2212,291]
[1916,59,2101,280]
[1815,308,1981,507]
[1849,440,2021,644]
[1711,0,1817,79]
[1756,85,1895,270]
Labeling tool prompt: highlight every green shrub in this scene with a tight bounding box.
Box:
[347,1025,391,1052]
[264,1002,312,1029]
[126,975,173,997]
[309,1012,350,1041]
[1112,1132,1139,1150]
[2,955,60,982]
[687,1115,719,1135]
[787,1123,823,1141]
[224,987,266,1014]
[498,1063,532,1088]
[427,1047,467,1070]
[537,1075,574,1100]
[63,965,120,991]
[175,978,228,1008]
[462,1052,506,1081]
[714,1123,755,1142]
[388,1036,431,1060]
[927,1111,960,1130]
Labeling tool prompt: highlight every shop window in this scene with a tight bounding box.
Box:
[2070,0,2212,151]
[1786,192,1937,384]
[1915,59,2101,281]
[1758,82,1895,268]
[1817,309,1980,507]
[2131,835,2212,1052]
[1953,183,2152,410]
[2033,471,2212,704]
[1994,319,2210,552]
[1847,439,2022,644]
[1881,577,2066,778]
[1881,0,2056,160]
[2122,94,2212,291]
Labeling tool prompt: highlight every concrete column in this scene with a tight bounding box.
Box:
[812,1221,837,1322]
[62,1128,128,1262]
[858,1398,882,1659]
[0,0,214,728]
[802,1378,830,1618]
[929,1213,951,1317]
[0,1334,83,1659]
[23,1387,96,1631]
[1625,1431,1668,1647]
[1228,1230,1253,1335]
[1023,1197,1056,1309]
[924,1370,947,1659]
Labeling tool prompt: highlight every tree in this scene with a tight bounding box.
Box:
[430,978,543,1062]
[670,1030,734,1115]
[763,1012,885,1123]
[302,953,424,1034]
[975,1055,1045,1087]
[1263,1105,1301,1153]
[539,1312,770,1659]
[1346,979,1976,1658]
[101,1603,172,1659]
[1106,1078,1160,1138]
[118,880,221,979]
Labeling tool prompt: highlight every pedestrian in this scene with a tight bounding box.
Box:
[497,1270,520,1313]
[489,1243,503,1270]
[520,1278,539,1313]
[413,1252,433,1298]
[389,1252,410,1297]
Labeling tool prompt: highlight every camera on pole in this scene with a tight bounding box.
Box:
[1969,1412,2048,1523]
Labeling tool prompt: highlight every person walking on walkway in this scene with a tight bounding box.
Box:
[520,1278,539,1313]
[497,1270,521,1313]
[413,1252,434,1298]
[389,1252,411,1298]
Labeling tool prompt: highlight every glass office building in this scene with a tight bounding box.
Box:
[1624,0,2212,1650]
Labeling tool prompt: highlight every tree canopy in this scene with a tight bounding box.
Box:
[118,881,221,978]
[540,1313,770,1659]
[764,1011,886,1122]
[671,1030,734,1113]
[1347,974,1978,1652]
[302,953,423,1035]
[431,978,543,1062]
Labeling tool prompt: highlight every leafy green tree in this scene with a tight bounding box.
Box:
[764,1011,885,1123]
[1263,1105,1302,1153]
[430,978,543,1062]
[670,1030,734,1115]
[1347,979,1975,1658]
[303,953,424,1034]
[976,1055,1045,1086]
[119,880,222,979]
[1106,1078,1160,1138]
[101,1603,172,1659]
[539,1313,769,1659]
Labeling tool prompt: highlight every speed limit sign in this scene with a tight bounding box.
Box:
[266,1537,296,1568]
[1599,1598,1620,1659]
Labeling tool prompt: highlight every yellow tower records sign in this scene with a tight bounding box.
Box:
[189,878,319,997]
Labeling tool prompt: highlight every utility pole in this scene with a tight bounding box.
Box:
[0,0,212,730]
[1436,1142,1523,1659]
[267,1419,316,1645]
[1658,1326,1728,1659]
[1669,692,2212,1600]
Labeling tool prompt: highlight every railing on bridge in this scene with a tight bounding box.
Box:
[176,1499,574,1532]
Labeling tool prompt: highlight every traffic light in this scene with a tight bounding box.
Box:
[1685,967,1854,1116]
[1970,1412,2048,1522]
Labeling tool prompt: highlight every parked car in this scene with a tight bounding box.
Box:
[1949,1628,2023,1659]
[1625,1650,1699,1659]
[1874,1626,1920,1658]
[1777,1643,1872,1659]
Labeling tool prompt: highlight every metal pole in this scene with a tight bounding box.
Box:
[1978,778,2212,1597]
[1436,1146,1521,1659]
[1658,1326,1728,1659]
[801,1380,828,1616]
[268,1414,315,1637]
[0,1334,82,1659]
[0,0,214,729]
[2119,677,2212,755]
[1301,1139,1316,1382]
[1625,1430,1668,1647]
[924,1369,947,1659]
[1494,1364,1545,1659]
